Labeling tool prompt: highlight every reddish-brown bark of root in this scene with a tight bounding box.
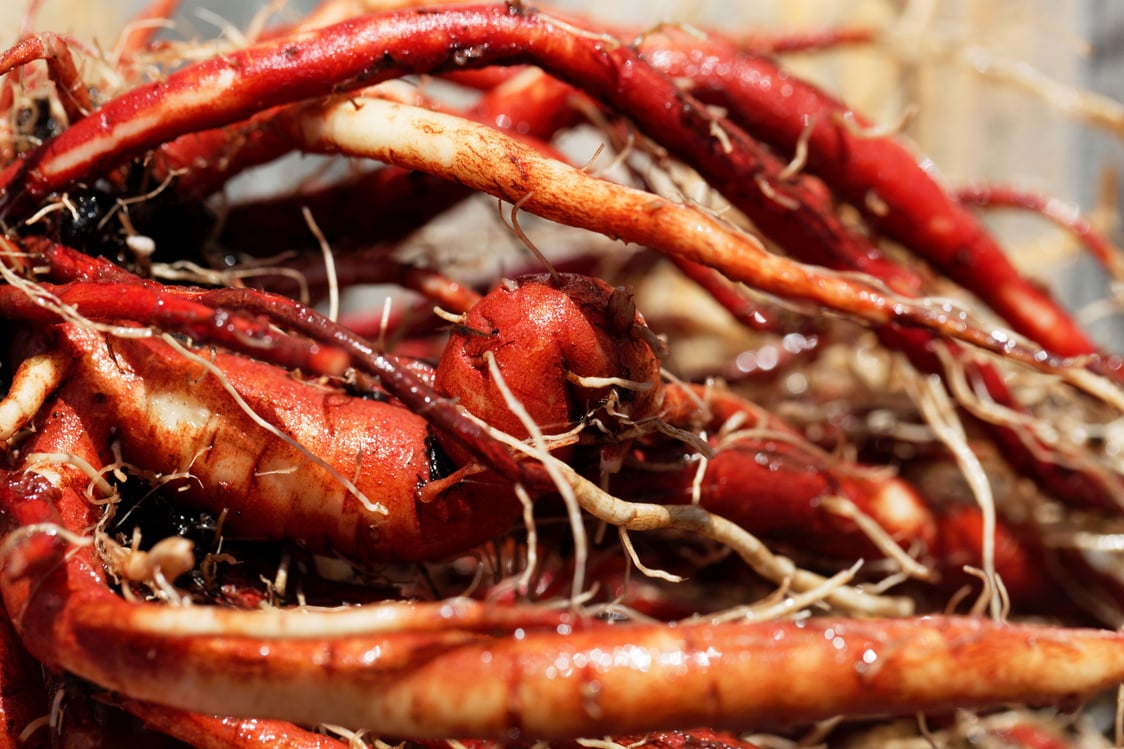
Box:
[435,273,662,451]
[641,34,1098,358]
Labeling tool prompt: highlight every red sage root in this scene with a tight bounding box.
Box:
[0,2,1123,747]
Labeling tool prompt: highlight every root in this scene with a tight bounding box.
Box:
[67,596,568,641]
[0,350,68,441]
[24,452,115,500]
[99,529,195,605]
[483,349,589,605]
[0,521,93,576]
[703,560,863,623]
[0,253,154,340]
[0,3,1121,743]
[902,357,1002,620]
[937,344,1124,509]
[301,206,340,323]
[820,497,932,581]
[291,94,1124,410]
[897,30,1124,140]
[469,409,913,618]
[158,334,387,517]
[955,181,1124,283]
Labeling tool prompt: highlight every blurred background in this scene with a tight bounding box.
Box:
[2,0,1121,345]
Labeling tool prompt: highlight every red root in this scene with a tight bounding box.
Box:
[0,3,1122,746]
[436,274,662,446]
[639,32,1098,358]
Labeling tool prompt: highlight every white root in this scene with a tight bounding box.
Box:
[482,350,590,605]
[158,334,389,517]
[776,114,815,181]
[153,260,313,306]
[513,482,540,597]
[301,206,340,323]
[25,452,115,500]
[936,344,1124,508]
[901,355,1004,620]
[908,32,1124,141]
[617,526,684,584]
[832,106,918,141]
[820,496,933,581]
[0,351,69,441]
[702,560,863,624]
[100,529,196,605]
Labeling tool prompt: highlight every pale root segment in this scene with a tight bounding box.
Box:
[289,95,1120,405]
